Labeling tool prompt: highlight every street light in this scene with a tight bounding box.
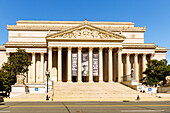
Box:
[131,68,134,80]
[45,69,50,101]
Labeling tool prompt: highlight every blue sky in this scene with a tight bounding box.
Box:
[0,0,170,63]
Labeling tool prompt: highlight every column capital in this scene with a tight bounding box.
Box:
[89,47,93,51]
[143,53,147,56]
[151,53,155,57]
[109,47,113,51]
[48,46,52,49]
[78,47,82,50]
[127,53,130,56]
[99,47,103,51]
[68,46,72,51]
[58,46,62,50]
[6,52,10,56]
[32,52,36,55]
[117,47,122,52]
[134,53,138,57]
[40,52,44,55]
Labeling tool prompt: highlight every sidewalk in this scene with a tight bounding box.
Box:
[4,93,170,102]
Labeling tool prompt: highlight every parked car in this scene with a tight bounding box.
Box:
[0,96,4,102]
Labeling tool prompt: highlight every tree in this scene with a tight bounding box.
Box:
[142,59,170,86]
[0,48,31,92]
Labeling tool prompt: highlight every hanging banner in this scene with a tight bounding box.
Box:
[82,53,89,76]
[93,53,99,76]
[72,53,78,76]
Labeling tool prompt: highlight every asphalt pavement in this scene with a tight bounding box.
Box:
[0,101,170,113]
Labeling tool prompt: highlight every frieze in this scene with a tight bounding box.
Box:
[55,28,116,39]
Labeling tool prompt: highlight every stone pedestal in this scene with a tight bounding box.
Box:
[10,74,27,97]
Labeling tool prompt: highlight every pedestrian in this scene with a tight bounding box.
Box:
[137,95,140,101]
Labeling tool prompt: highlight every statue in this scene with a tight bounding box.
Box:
[15,74,25,85]
[166,76,170,85]
[11,73,26,97]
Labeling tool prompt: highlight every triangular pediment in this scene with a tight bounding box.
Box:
[46,23,125,41]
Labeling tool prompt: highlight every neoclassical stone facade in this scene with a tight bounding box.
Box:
[0,20,168,85]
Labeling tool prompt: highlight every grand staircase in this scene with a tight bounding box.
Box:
[53,82,155,101]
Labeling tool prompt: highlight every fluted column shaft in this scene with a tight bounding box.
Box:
[108,47,113,82]
[48,47,52,80]
[32,52,36,83]
[58,47,62,82]
[40,53,44,83]
[99,47,103,82]
[78,47,82,83]
[89,47,93,83]
[118,48,123,82]
[114,51,117,81]
[67,47,72,82]
[134,54,139,81]
[126,54,131,76]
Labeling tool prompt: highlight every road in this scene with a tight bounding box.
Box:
[0,101,170,113]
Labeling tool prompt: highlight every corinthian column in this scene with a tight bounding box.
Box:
[99,47,103,83]
[40,52,44,83]
[142,53,147,77]
[134,53,139,81]
[108,47,113,83]
[48,47,52,80]
[151,53,155,60]
[67,47,72,83]
[32,52,36,83]
[114,51,117,81]
[126,53,131,77]
[6,52,10,62]
[78,47,82,83]
[89,47,93,83]
[118,48,123,82]
[58,47,62,82]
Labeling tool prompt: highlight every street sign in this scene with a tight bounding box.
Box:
[148,88,152,91]
[35,88,38,91]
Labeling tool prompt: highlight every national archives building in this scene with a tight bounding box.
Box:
[0,20,168,86]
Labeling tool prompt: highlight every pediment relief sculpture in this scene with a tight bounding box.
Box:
[55,28,118,39]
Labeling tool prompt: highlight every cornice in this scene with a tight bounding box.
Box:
[155,47,169,52]
[16,20,135,25]
[7,25,145,32]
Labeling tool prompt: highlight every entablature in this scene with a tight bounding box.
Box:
[122,43,156,49]
[4,42,47,48]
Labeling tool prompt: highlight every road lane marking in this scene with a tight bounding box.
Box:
[0,111,10,112]
[121,110,165,112]
[0,105,170,107]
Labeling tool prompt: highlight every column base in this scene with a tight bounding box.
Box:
[108,81,114,83]
[67,81,73,83]
[99,81,104,83]
[57,81,62,83]
[89,81,94,83]
[78,81,83,83]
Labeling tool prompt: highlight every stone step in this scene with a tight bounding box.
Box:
[53,82,154,99]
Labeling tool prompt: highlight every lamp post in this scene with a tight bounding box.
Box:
[131,68,134,80]
[46,70,50,101]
